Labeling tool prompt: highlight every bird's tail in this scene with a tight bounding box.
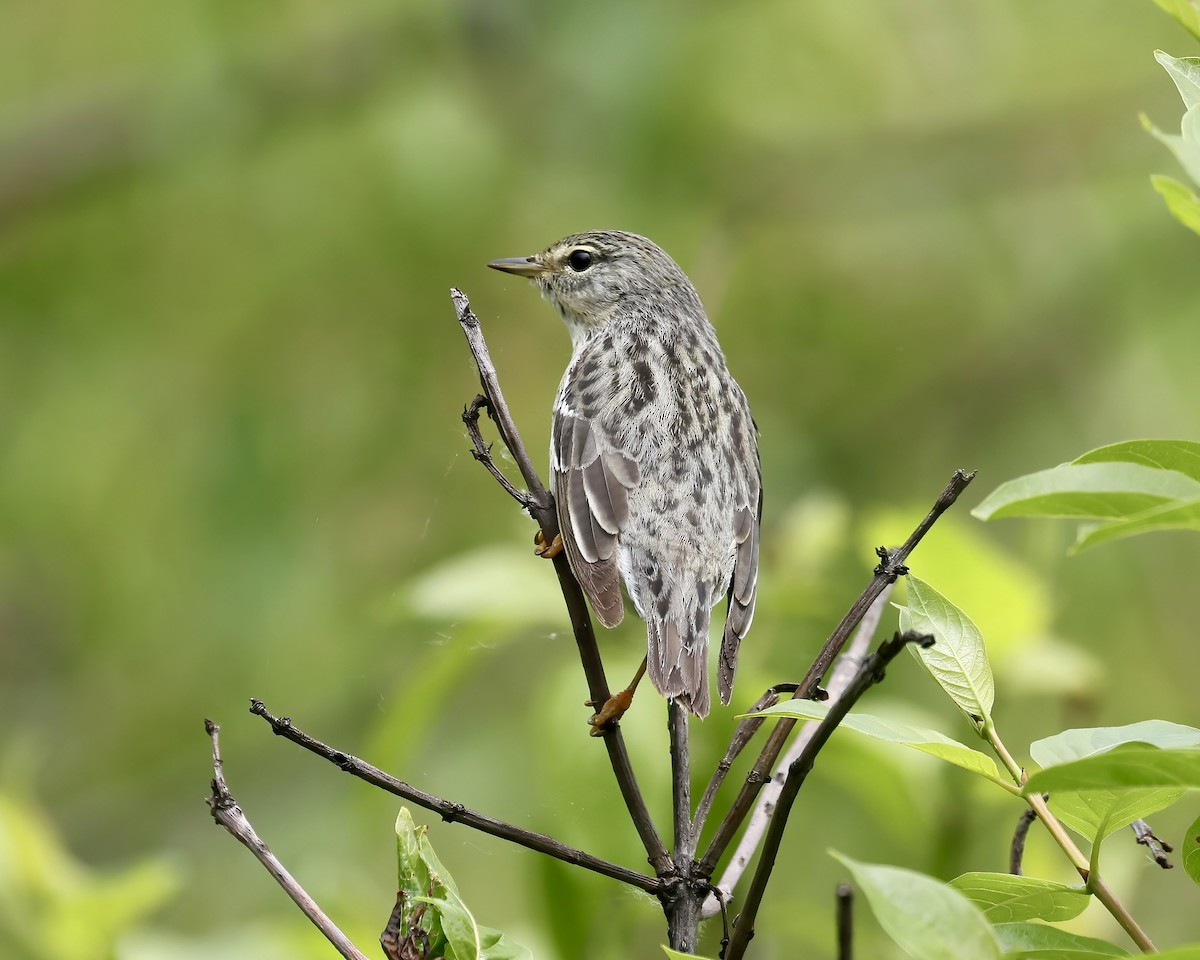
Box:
[646,615,711,719]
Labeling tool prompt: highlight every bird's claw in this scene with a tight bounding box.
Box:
[534,530,563,558]
[586,688,636,736]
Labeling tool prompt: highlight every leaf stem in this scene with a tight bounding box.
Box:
[984,725,1156,952]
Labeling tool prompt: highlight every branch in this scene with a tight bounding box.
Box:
[205,720,372,960]
[701,586,891,917]
[698,468,974,878]
[1131,818,1174,869]
[452,287,671,875]
[1009,803,1041,875]
[987,729,1157,952]
[692,682,799,842]
[462,395,534,511]
[723,631,935,960]
[248,700,660,893]
[665,699,701,953]
[836,883,854,960]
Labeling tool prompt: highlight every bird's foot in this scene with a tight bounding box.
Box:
[586,687,636,737]
[534,530,563,558]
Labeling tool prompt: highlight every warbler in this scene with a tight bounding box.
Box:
[488,231,760,719]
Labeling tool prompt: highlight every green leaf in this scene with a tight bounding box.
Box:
[1154,0,1200,42]
[1151,174,1200,235]
[1072,496,1200,551]
[422,892,482,960]
[993,920,1129,956]
[748,700,1006,784]
[947,873,1088,923]
[1183,810,1200,885]
[1144,108,1200,185]
[662,950,712,960]
[1024,744,1200,794]
[1047,788,1185,843]
[1029,721,1200,764]
[394,807,530,960]
[1137,949,1200,960]
[1027,724,1200,835]
[1072,439,1200,482]
[898,576,994,727]
[830,851,1001,960]
[1155,50,1200,109]
[971,462,1200,522]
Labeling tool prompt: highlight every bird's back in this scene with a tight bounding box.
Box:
[553,302,760,717]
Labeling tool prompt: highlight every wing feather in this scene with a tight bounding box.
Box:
[551,405,639,628]
[719,459,762,705]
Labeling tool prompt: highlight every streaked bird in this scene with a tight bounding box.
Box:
[489,231,760,720]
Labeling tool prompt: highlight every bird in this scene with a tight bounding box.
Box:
[487,231,760,722]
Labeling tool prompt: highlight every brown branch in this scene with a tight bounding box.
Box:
[698,468,975,878]
[1009,803,1041,875]
[462,395,534,510]
[1132,819,1174,869]
[451,287,671,876]
[836,883,854,960]
[248,700,660,893]
[723,631,935,960]
[205,719,372,960]
[665,699,701,953]
[702,585,892,918]
[692,682,799,843]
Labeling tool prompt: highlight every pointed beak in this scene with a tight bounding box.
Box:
[487,256,549,278]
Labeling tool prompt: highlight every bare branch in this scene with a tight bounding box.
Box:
[1132,819,1174,869]
[1010,803,1041,875]
[452,288,551,511]
[247,700,660,893]
[692,682,799,842]
[723,631,936,960]
[452,287,671,875]
[665,699,701,952]
[698,468,975,878]
[462,395,535,510]
[205,719,372,960]
[702,586,891,917]
[836,883,854,960]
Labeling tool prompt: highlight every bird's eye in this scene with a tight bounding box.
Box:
[566,249,593,272]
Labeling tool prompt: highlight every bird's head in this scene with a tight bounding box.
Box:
[488,230,700,344]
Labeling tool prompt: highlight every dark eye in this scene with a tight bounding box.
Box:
[566,249,593,272]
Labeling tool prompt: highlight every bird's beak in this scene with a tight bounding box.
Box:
[487,256,549,278]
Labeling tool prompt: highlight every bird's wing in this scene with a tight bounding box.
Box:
[551,404,640,628]
[718,423,761,704]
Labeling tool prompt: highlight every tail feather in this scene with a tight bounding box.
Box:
[647,616,711,719]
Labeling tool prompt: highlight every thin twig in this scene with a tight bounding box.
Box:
[248,700,660,893]
[665,699,701,953]
[452,289,551,509]
[702,586,891,917]
[1009,804,1041,875]
[987,728,1157,952]
[205,720,372,960]
[1132,819,1174,869]
[462,395,533,510]
[836,883,854,960]
[670,700,694,863]
[699,469,974,878]
[452,287,671,875]
[724,631,935,960]
[693,682,799,842]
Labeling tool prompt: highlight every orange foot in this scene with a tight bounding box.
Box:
[585,658,647,737]
[586,687,636,737]
[534,530,563,558]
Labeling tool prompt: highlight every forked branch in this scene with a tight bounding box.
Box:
[452,287,671,875]
[205,719,372,960]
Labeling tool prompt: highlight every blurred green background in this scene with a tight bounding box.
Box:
[2,2,1199,958]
